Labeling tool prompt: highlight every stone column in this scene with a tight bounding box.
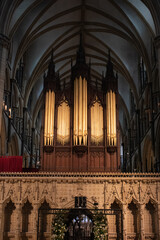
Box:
[155,35,160,88]
[0,203,4,240]
[139,204,145,240]
[15,203,22,240]
[122,204,127,240]
[32,203,39,239]
[0,34,9,135]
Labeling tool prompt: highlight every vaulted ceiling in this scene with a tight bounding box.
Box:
[1,0,160,131]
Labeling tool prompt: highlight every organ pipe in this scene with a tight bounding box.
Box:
[91,98,103,144]
[44,90,55,146]
[57,99,70,145]
[73,76,87,145]
[106,90,116,146]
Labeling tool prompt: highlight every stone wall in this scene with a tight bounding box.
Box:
[0,172,160,240]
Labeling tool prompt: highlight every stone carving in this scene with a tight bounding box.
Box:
[0,172,159,239]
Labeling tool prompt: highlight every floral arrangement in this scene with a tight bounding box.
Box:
[51,210,68,240]
[93,211,108,240]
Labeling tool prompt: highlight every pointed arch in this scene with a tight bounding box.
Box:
[127,200,140,237]
[39,198,52,236]
[127,196,139,207]
[3,199,16,233]
[144,199,157,237]
[22,199,33,233]
[109,197,122,208]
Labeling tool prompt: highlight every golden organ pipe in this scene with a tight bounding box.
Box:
[47,90,50,145]
[110,90,113,145]
[106,92,110,145]
[85,79,87,144]
[112,91,115,141]
[44,91,48,145]
[73,76,87,146]
[79,76,82,145]
[50,91,52,145]
[74,80,76,145]
[57,101,70,145]
[83,77,85,143]
[91,100,103,144]
[44,89,55,146]
[48,90,51,145]
[106,90,117,146]
[113,92,116,145]
[76,78,78,145]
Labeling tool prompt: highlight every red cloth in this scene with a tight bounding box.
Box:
[0,156,23,172]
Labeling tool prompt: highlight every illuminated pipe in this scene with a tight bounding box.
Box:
[73,76,87,146]
[50,91,53,145]
[44,89,55,146]
[76,78,78,145]
[91,100,103,144]
[113,92,116,145]
[106,90,116,146]
[79,76,82,145]
[57,101,70,145]
[106,92,110,145]
[52,91,55,145]
[83,77,85,144]
[85,79,87,144]
[48,90,51,145]
[44,91,48,145]
[74,80,76,145]
[47,91,49,146]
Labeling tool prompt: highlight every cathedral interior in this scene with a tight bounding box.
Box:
[0,0,160,239]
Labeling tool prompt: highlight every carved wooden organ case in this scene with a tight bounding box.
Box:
[41,41,120,172]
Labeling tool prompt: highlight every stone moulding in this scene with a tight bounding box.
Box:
[0,172,160,178]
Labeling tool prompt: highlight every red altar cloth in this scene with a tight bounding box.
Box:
[0,156,23,172]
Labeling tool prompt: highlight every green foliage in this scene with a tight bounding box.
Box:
[93,211,108,240]
[51,210,67,240]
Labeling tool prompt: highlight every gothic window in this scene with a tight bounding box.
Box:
[127,201,139,236]
[22,200,33,233]
[144,201,156,235]
[108,202,121,237]
[39,200,51,236]
[4,200,16,232]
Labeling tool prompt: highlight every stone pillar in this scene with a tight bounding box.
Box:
[0,203,4,240]
[155,35,160,89]
[32,203,39,239]
[0,34,9,135]
[122,204,127,240]
[139,204,145,240]
[15,203,21,240]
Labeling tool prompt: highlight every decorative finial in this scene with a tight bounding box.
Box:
[76,32,86,64]
[106,49,114,77]
[47,49,55,75]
